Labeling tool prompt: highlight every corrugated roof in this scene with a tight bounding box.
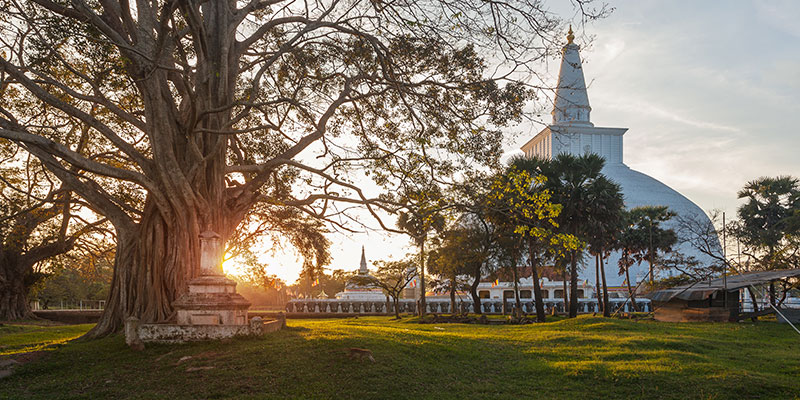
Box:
[648,269,800,302]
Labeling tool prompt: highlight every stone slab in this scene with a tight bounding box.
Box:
[137,319,283,343]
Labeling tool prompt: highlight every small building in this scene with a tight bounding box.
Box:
[648,269,800,322]
[472,277,595,301]
[605,286,638,299]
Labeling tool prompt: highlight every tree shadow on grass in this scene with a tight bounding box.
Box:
[2,318,799,399]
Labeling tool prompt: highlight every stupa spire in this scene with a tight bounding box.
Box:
[359,246,368,275]
[552,26,593,126]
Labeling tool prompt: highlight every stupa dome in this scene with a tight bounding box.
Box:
[521,30,719,285]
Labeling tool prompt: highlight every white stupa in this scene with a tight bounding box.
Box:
[335,246,386,300]
[520,28,719,285]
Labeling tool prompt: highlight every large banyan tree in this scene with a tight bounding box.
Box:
[0,0,605,335]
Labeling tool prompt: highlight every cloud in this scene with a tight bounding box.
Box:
[596,97,744,134]
[755,1,800,38]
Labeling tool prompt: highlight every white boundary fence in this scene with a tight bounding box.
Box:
[31,299,106,310]
[286,298,651,315]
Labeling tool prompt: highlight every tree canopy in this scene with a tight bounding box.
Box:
[486,163,580,321]
[1,141,107,319]
[0,0,607,334]
[515,153,623,317]
[734,176,800,272]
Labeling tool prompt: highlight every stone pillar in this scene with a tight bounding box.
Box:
[278,312,287,328]
[173,231,251,326]
[199,231,223,276]
[125,317,144,351]
[249,316,263,335]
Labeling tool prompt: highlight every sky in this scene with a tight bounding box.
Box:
[225,0,800,283]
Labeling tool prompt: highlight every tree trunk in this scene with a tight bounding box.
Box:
[600,254,611,318]
[393,297,400,319]
[561,269,569,314]
[512,260,521,318]
[419,240,426,318]
[777,285,788,307]
[569,250,579,318]
[449,272,457,315]
[86,197,220,338]
[593,253,600,313]
[0,260,35,320]
[528,240,546,322]
[746,286,760,321]
[625,267,638,311]
[769,282,776,307]
[470,265,482,314]
[1,231,74,320]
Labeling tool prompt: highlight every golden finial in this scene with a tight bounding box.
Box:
[567,25,575,44]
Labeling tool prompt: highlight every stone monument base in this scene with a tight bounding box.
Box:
[125,315,285,344]
[172,275,251,325]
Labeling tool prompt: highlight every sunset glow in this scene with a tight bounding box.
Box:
[222,248,306,284]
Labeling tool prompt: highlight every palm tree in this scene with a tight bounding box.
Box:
[616,207,677,310]
[585,182,625,317]
[736,176,800,269]
[546,153,621,318]
[499,156,582,321]
[638,206,677,285]
[735,176,800,305]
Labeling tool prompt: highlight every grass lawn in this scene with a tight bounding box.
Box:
[1,316,799,399]
[0,322,95,356]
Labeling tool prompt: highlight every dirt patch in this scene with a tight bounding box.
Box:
[0,351,49,379]
[172,351,222,366]
[8,351,49,364]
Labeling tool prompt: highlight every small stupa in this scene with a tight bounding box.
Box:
[335,246,385,300]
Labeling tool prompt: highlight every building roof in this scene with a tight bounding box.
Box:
[648,269,800,302]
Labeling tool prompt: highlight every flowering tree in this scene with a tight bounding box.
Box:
[487,166,580,322]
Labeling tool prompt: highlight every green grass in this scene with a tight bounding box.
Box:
[0,323,94,356]
[1,316,799,399]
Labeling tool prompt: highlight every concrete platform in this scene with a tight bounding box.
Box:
[125,315,285,344]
